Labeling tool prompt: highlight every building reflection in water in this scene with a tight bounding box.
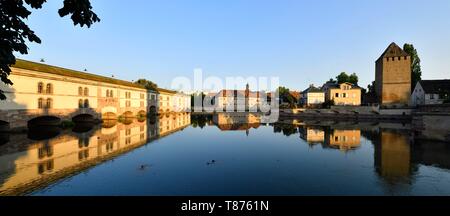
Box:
[212,113,261,136]
[373,131,415,185]
[1,113,450,195]
[0,113,190,195]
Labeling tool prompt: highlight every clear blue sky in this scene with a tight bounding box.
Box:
[17,0,450,91]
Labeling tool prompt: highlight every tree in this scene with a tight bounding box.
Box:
[348,73,359,86]
[335,72,359,85]
[134,79,158,91]
[277,86,298,108]
[0,0,100,100]
[403,44,422,90]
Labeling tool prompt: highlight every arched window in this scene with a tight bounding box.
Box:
[79,99,84,108]
[79,87,83,96]
[46,98,53,109]
[38,82,44,94]
[38,98,44,109]
[46,83,53,94]
[84,87,89,96]
[110,90,114,98]
[84,99,89,108]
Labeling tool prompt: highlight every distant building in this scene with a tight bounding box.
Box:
[322,82,361,106]
[375,42,411,106]
[157,88,190,113]
[208,84,268,111]
[300,85,325,107]
[411,80,450,106]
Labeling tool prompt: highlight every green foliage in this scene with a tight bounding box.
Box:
[0,0,100,100]
[134,79,158,91]
[273,123,298,137]
[335,72,359,85]
[191,115,212,129]
[277,86,297,106]
[60,120,75,129]
[191,92,206,107]
[403,44,422,90]
[322,99,335,109]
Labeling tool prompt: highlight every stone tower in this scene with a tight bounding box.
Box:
[375,43,411,106]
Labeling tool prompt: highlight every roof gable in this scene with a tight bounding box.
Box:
[377,42,409,61]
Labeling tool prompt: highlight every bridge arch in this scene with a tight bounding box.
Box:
[138,110,147,117]
[0,120,10,132]
[103,112,117,120]
[122,111,134,118]
[28,116,61,129]
[72,114,95,123]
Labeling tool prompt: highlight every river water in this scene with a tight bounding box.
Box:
[1,113,450,196]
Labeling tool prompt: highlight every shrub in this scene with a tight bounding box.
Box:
[60,120,75,129]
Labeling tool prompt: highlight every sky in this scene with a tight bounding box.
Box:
[17,0,450,91]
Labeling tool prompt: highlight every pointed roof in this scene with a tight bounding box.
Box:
[303,85,323,93]
[377,42,409,61]
[418,80,450,94]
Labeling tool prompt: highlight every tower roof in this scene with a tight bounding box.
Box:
[377,42,409,61]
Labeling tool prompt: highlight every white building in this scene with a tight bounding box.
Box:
[411,80,450,106]
[300,85,325,107]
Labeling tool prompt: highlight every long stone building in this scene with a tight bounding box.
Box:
[0,59,190,131]
[375,42,412,106]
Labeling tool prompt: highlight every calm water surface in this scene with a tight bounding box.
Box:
[1,113,450,196]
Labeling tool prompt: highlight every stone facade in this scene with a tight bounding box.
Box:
[375,43,411,106]
[0,59,190,131]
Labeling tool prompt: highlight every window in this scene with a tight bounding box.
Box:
[46,98,53,109]
[140,93,144,99]
[335,93,339,98]
[430,94,435,99]
[84,87,89,96]
[398,57,401,61]
[140,101,145,107]
[38,98,44,109]
[392,57,395,61]
[126,101,131,107]
[84,99,89,108]
[151,95,156,101]
[38,82,44,94]
[46,83,53,94]
[79,99,84,108]
[79,87,83,96]
[110,90,114,98]
[404,56,407,60]
[343,93,347,98]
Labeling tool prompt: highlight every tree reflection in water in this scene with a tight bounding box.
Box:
[1,113,450,196]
